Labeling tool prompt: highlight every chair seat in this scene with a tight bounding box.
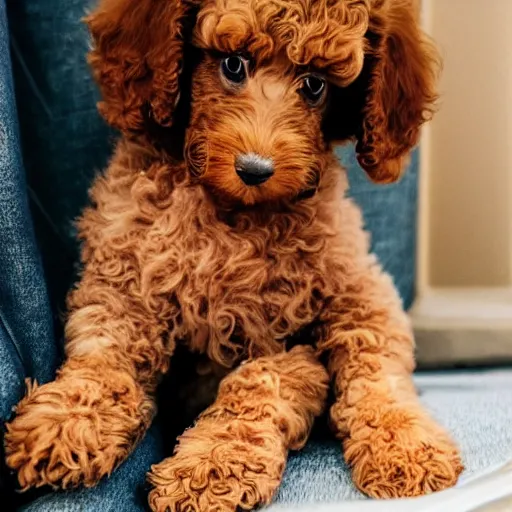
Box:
[20,369,512,511]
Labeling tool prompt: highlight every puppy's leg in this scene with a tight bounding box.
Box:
[147,346,328,512]
[319,264,463,498]
[5,280,173,490]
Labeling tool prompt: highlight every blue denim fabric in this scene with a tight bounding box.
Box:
[7,0,112,317]
[0,0,58,421]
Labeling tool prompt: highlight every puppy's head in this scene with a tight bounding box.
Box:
[87,0,439,204]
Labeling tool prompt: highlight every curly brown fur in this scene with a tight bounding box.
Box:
[5,358,154,489]
[148,346,328,511]
[5,0,461,509]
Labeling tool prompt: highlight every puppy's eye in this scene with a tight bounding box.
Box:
[221,56,247,84]
[300,75,327,105]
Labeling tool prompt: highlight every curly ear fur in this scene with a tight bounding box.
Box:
[355,0,440,183]
[86,0,197,133]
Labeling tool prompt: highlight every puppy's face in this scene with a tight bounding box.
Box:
[185,0,367,205]
[186,54,327,205]
[88,0,439,196]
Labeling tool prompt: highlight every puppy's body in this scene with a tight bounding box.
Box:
[6,1,463,510]
[74,144,359,368]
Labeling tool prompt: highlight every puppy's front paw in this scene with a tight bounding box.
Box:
[5,369,153,490]
[148,419,286,512]
[343,405,463,498]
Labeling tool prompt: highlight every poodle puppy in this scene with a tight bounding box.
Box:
[5,0,463,510]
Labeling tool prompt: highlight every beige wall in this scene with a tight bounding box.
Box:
[420,0,512,288]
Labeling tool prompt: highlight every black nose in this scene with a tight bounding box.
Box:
[235,153,274,186]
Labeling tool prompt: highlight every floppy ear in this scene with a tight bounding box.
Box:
[355,0,440,183]
[86,0,197,133]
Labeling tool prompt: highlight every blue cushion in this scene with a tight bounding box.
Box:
[0,0,57,408]
[21,370,512,511]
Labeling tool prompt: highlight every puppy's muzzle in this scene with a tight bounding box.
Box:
[235,153,274,186]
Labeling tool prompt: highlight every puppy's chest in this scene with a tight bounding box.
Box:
[171,222,326,362]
